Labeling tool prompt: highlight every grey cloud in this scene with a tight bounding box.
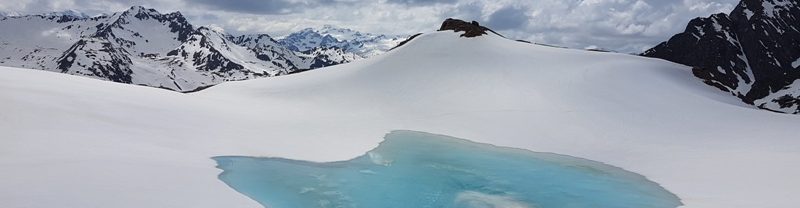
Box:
[186,13,220,21]
[386,0,458,6]
[485,5,529,31]
[185,0,307,14]
[440,2,484,23]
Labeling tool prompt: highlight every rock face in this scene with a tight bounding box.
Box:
[57,38,133,83]
[643,0,800,113]
[438,18,498,38]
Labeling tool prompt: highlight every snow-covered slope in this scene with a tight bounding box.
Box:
[1,31,798,208]
[227,34,308,70]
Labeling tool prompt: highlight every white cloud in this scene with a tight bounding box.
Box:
[0,0,741,53]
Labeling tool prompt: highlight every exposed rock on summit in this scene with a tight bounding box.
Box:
[438,18,499,38]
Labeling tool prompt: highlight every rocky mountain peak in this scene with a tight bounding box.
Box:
[738,0,797,17]
[643,0,800,114]
[120,6,159,19]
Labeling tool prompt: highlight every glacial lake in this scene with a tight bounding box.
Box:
[214,130,681,208]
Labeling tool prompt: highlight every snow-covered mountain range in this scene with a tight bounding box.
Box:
[644,0,800,114]
[0,6,404,91]
[278,25,407,59]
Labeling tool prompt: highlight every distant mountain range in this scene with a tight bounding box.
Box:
[0,6,406,91]
[644,0,800,114]
[280,25,406,59]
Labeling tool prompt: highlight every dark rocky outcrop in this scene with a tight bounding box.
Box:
[643,0,800,114]
[390,33,422,50]
[438,18,501,38]
[389,18,505,50]
[56,38,133,83]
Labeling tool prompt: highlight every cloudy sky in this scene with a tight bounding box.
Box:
[0,0,740,52]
